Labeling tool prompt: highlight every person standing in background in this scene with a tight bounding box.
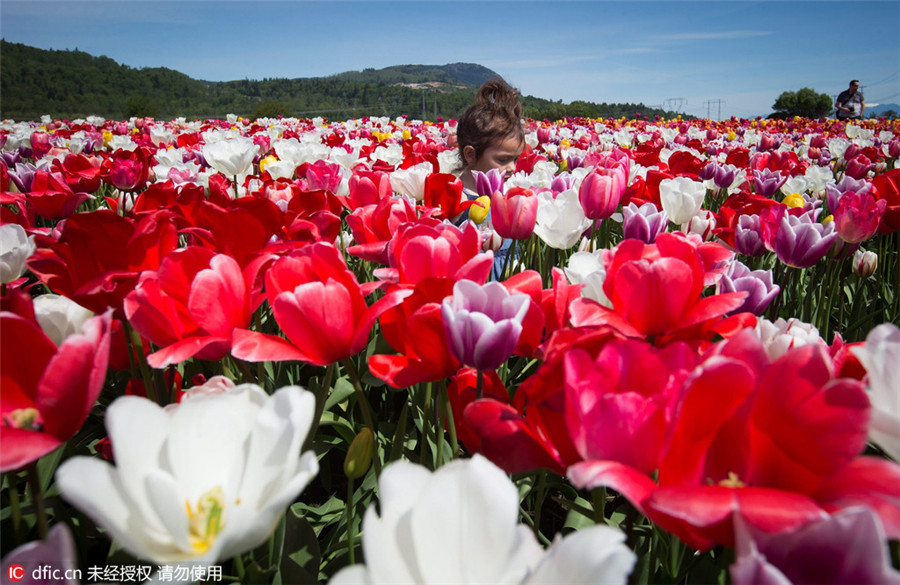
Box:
[835,80,865,120]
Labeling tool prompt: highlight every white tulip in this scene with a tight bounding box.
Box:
[264,159,298,181]
[202,136,258,177]
[33,294,94,347]
[329,455,634,585]
[56,384,318,565]
[371,143,403,168]
[533,189,593,250]
[755,317,826,361]
[0,223,36,283]
[390,162,432,202]
[565,250,611,308]
[659,177,706,225]
[852,324,900,461]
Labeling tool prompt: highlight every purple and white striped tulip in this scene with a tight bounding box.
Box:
[441,279,530,372]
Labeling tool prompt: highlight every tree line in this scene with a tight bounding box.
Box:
[0,41,683,122]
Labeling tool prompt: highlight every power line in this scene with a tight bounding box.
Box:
[704,99,725,120]
[869,91,900,103]
[664,97,686,112]
[865,70,900,87]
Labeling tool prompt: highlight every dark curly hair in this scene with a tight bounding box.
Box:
[456,77,524,168]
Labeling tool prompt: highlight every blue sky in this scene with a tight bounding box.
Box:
[2,0,898,119]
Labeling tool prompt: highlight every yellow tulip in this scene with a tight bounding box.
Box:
[469,196,491,224]
[822,214,834,224]
[782,193,805,208]
[258,155,278,174]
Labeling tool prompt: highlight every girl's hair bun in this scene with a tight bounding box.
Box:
[456,77,525,168]
[475,78,522,119]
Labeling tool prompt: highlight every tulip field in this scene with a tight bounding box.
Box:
[2,112,900,584]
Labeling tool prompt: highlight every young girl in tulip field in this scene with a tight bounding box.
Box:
[454,78,525,280]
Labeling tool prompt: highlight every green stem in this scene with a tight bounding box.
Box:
[592,486,607,525]
[500,238,517,280]
[346,477,357,565]
[26,463,48,539]
[7,473,24,544]
[342,358,381,475]
[233,553,245,582]
[388,397,410,463]
[435,384,445,468]
[518,505,553,546]
[475,369,484,400]
[439,381,459,459]
[230,356,258,386]
[123,320,158,405]
[304,363,335,453]
[532,471,547,540]
[419,382,433,467]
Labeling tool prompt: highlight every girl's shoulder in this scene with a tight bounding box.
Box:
[462,187,479,201]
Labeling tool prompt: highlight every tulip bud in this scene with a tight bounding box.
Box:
[852,249,878,278]
[843,143,862,162]
[888,139,900,159]
[681,210,716,241]
[481,228,503,252]
[469,195,491,224]
[344,428,375,480]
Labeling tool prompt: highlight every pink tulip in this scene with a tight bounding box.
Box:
[305,159,343,193]
[578,166,627,220]
[564,338,697,474]
[833,190,887,243]
[491,186,538,240]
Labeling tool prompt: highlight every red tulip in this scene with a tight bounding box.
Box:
[377,219,493,287]
[26,209,179,317]
[124,248,254,368]
[101,148,151,192]
[570,330,900,551]
[304,159,343,193]
[25,170,93,220]
[564,338,697,474]
[368,277,460,388]
[346,196,419,265]
[232,243,408,366]
[569,233,747,344]
[1,308,112,471]
[344,169,391,210]
[844,155,873,180]
[871,168,900,233]
[53,153,102,194]
[445,368,511,452]
[423,173,472,221]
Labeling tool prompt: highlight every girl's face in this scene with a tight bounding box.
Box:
[465,134,524,178]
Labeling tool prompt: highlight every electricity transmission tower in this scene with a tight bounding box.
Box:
[664,98,686,113]
[704,99,726,120]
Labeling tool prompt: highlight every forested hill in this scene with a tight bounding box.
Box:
[0,40,681,122]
